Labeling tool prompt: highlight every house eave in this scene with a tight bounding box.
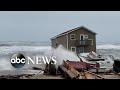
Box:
[51,26,97,40]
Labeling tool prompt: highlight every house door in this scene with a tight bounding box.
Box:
[80,34,84,40]
[80,34,85,45]
[79,47,84,53]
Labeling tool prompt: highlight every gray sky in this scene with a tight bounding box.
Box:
[0,11,120,43]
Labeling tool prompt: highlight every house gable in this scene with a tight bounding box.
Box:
[51,26,96,40]
[51,26,97,53]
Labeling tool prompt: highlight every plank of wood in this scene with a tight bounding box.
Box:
[63,60,69,69]
[59,65,68,72]
[79,72,86,79]
[66,70,76,79]
[70,67,79,77]
[84,70,104,79]
[84,72,96,79]
[58,65,68,78]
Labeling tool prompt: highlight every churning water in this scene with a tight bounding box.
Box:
[0,41,120,70]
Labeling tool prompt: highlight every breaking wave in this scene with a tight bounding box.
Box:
[0,42,80,70]
[97,43,120,59]
[0,41,120,70]
[97,44,120,50]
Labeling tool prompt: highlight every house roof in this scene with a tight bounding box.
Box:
[51,26,97,40]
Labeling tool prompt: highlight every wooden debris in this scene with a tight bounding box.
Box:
[58,60,105,79]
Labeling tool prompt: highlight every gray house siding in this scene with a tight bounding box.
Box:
[51,35,67,48]
[51,26,96,54]
[67,28,96,53]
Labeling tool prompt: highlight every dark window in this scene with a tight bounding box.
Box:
[70,34,76,40]
[71,47,76,53]
[55,42,58,46]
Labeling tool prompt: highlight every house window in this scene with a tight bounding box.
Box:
[71,47,76,53]
[84,35,88,39]
[88,39,93,45]
[79,47,84,53]
[55,42,58,46]
[91,39,93,45]
[70,34,76,40]
[80,34,88,40]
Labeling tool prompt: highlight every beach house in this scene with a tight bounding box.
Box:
[51,26,97,54]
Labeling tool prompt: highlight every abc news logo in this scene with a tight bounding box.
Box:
[10,53,26,68]
[10,53,57,69]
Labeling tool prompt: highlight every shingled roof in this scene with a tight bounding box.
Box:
[51,26,97,40]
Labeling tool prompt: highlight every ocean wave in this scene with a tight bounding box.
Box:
[0,46,51,55]
[97,44,120,50]
[0,44,12,46]
[0,42,120,70]
[0,41,51,46]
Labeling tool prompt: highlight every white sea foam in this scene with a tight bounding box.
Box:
[96,43,120,69]
[0,46,51,55]
[97,44,120,50]
[0,46,52,70]
[0,57,13,70]
[0,42,120,70]
[0,44,80,70]
[44,45,80,68]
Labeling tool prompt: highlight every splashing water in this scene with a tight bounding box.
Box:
[44,45,80,68]
[0,45,80,70]
[1,42,119,70]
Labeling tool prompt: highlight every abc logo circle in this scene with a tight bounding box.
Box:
[10,53,26,68]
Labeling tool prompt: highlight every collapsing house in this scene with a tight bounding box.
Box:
[51,26,97,54]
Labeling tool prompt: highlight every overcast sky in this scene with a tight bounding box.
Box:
[0,11,120,43]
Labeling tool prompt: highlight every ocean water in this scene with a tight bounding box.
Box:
[96,43,120,59]
[0,41,120,70]
[0,41,52,70]
[0,41,80,70]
